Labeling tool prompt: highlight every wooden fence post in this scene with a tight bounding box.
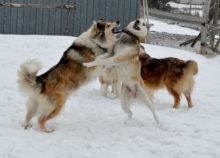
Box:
[201,0,210,55]
[145,0,150,44]
[210,0,220,49]
[139,0,150,44]
[189,0,192,15]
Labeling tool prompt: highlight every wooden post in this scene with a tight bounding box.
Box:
[139,0,150,44]
[145,0,150,44]
[189,0,192,15]
[64,9,71,35]
[139,0,143,18]
[212,0,219,27]
[210,0,219,49]
[201,0,210,54]
[214,37,220,52]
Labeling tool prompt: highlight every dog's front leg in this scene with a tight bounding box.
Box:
[96,53,111,60]
[83,57,116,67]
[82,60,102,67]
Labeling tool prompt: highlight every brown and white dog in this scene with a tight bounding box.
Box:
[17,20,120,132]
[83,19,160,124]
[139,46,198,109]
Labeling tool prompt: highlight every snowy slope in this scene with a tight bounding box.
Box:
[0,33,220,158]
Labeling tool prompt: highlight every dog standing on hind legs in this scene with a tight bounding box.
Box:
[83,19,160,124]
[17,20,120,132]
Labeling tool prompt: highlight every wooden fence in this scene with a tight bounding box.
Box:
[180,0,220,54]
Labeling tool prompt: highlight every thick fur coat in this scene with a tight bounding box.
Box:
[17,20,120,132]
[139,47,198,108]
[83,19,160,124]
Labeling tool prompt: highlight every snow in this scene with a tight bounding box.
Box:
[190,9,203,17]
[167,2,203,17]
[1,24,220,157]
[168,2,203,9]
[149,19,200,36]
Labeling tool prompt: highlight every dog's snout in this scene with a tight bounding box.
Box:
[136,20,140,24]
[116,21,119,24]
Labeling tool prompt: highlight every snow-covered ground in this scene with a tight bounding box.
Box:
[168,2,203,17]
[168,2,203,9]
[1,21,220,157]
[149,19,200,36]
[190,9,203,17]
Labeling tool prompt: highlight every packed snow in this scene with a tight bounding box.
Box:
[190,10,203,17]
[168,2,203,9]
[167,2,203,17]
[149,19,200,36]
[0,21,220,157]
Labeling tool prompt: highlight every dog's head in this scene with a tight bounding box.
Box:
[90,19,120,48]
[126,19,149,39]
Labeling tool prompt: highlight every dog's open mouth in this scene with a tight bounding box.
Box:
[112,24,121,34]
[133,22,140,31]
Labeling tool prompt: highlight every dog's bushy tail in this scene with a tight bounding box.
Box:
[17,59,42,95]
[184,60,198,76]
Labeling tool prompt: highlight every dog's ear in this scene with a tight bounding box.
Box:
[97,22,104,30]
[140,44,145,50]
[93,21,97,25]
[98,19,104,22]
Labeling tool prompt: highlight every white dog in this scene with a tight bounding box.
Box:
[83,19,160,124]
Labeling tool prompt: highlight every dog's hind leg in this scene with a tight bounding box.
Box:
[113,80,121,98]
[38,116,53,133]
[38,93,66,133]
[38,104,64,133]
[23,97,38,129]
[38,103,63,133]
[167,87,181,109]
[184,92,193,108]
[100,83,108,97]
[136,84,160,124]
[121,84,135,119]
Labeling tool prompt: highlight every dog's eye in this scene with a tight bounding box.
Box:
[107,25,110,28]
[143,23,145,26]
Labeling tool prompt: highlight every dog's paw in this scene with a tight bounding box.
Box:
[83,63,94,67]
[124,117,145,127]
[82,63,89,67]
[41,128,54,133]
[22,124,32,130]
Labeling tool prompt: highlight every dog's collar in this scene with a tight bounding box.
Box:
[90,38,108,52]
[97,44,108,52]
[122,29,139,41]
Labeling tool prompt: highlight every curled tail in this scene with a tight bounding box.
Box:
[184,60,198,76]
[17,59,42,95]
